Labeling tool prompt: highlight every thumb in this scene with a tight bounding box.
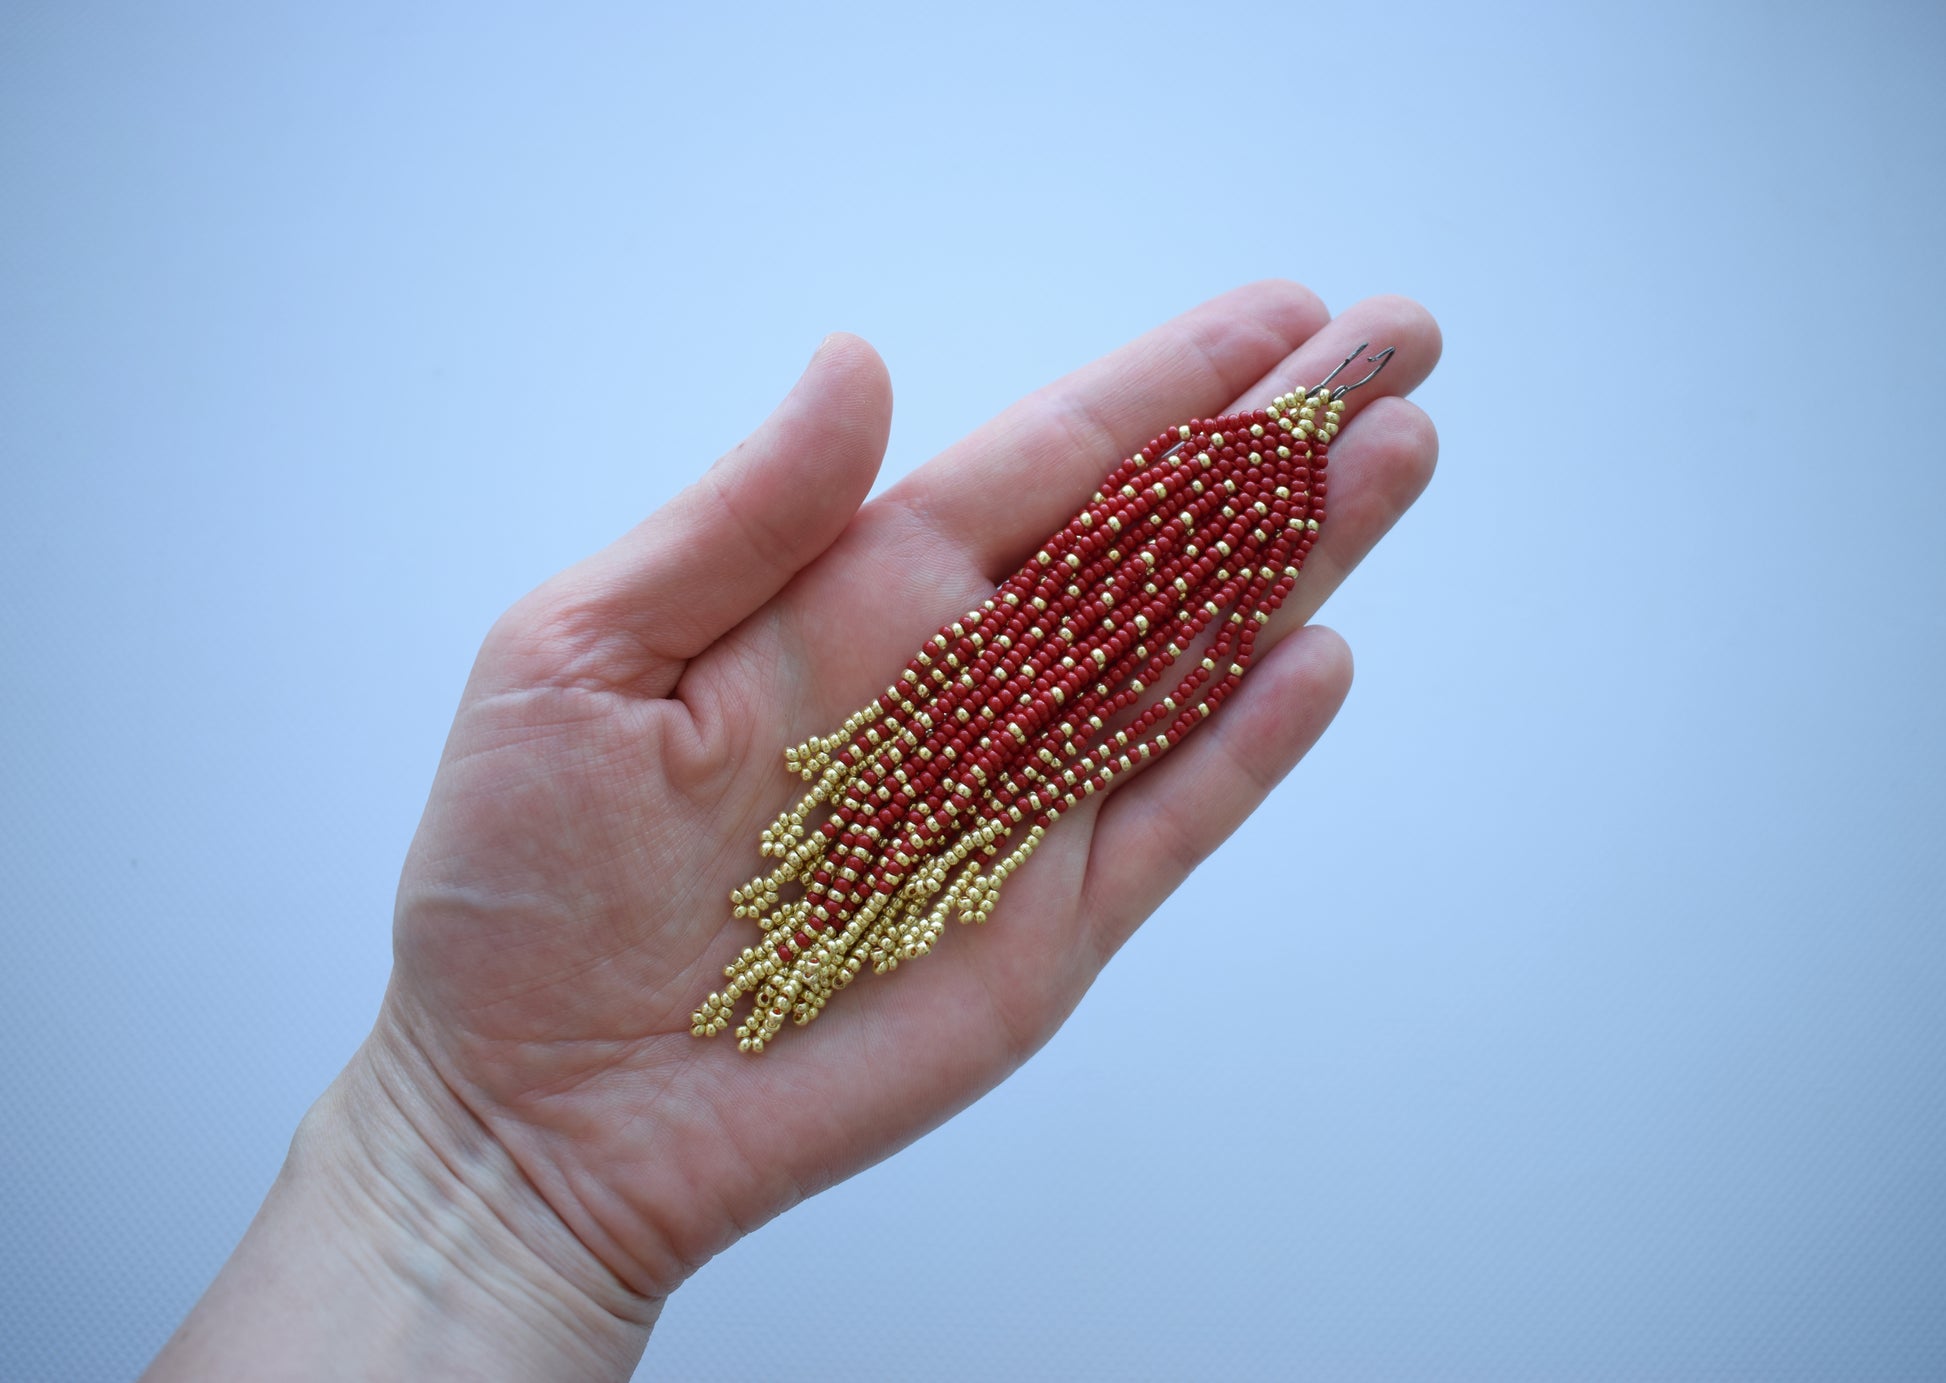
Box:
[492,334,894,698]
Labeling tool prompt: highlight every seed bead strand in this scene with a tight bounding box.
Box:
[705,403,1331,1048]
[694,360,1376,1050]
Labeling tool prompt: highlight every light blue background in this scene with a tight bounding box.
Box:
[4,3,1944,1379]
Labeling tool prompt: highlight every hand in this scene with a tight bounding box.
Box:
[148,281,1439,1380]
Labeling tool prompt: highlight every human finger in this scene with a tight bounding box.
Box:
[490,334,894,698]
[1077,624,1354,953]
[884,280,1331,584]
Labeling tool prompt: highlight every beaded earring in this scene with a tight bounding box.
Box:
[692,344,1396,1051]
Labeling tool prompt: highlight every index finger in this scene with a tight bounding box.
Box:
[882,280,1332,585]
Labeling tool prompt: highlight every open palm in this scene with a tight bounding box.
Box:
[381,282,1440,1299]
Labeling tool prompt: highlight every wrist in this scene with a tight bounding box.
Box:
[145,1011,658,1382]
[314,1013,662,1368]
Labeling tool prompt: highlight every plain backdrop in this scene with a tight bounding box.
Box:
[4,3,1944,1379]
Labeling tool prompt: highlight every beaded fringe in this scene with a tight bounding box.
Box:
[693,350,1388,1051]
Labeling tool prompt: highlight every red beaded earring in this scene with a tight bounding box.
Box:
[693,344,1396,1051]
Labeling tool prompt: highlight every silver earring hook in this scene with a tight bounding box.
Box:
[1307,342,1370,399]
[1329,346,1397,402]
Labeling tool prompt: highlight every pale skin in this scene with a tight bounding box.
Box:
[145,281,1440,1380]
